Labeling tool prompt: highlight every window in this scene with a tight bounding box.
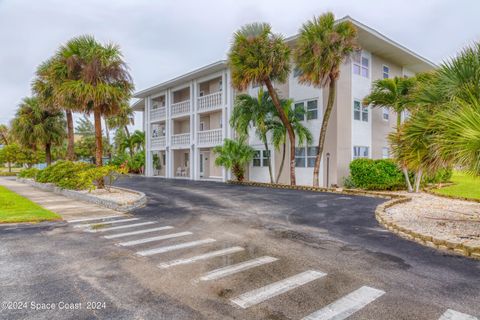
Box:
[295,146,318,168]
[253,151,261,167]
[353,146,369,159]
[219,79,222,92]
[382,147,390,159]
[383,65,390,79]
[199,91,205,97]
[295,99,318,121]
[362,104,369,122]
[306,100,318,120]
[262,150,270,167]
[184,153,189,167]
[382,108,389,121]
[353,100,361,120]
[199,122,205,131]
[353,51,369,78]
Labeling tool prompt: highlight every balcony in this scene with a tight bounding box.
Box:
[197,91,222,112]
[197,129,222,146]
[151,136,165,149]
[172,133,190,147]
[171,100,190,117]
[150,107,166,122]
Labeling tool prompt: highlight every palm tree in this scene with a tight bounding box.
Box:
[11,97,66,166]
[228,23,297,185]
[107,104,135,157]
[0,124,10,146]
[268,99,313,183]
[55,36,134,186]
[33,57,77,161]
[294,12,358,187]
[363,76,416,192]
[213,137,255,182]
[231,88,275,183]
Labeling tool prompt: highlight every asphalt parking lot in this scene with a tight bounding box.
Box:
[1,177,479,320]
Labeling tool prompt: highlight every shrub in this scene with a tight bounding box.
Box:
[423,168,453,184]
[18,168,40,179]
[79,165,128,191]
[36,161,94,190]
[349,158,405,190]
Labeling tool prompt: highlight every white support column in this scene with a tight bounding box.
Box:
[145,97,152,177]
[191,80,196,180]
[166,89,172,178]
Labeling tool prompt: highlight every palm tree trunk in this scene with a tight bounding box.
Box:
[45,142,52,166]
[65,110,75,161]
[262,136,273,183]
[313,78,336,187]
[414,168,423,193]
[264,78,296,185]
[104,117,111,160]
[276,140,286,183]
[402,166,413,193]
[93,108,105,188]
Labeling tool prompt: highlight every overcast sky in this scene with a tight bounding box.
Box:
[1,0,479,130]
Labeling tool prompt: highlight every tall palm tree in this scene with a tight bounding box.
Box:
[213,137,255,182]
[228,23,296,185]
[231,88,275,183]
[294,12,358,187]
[55,35,134,186]
[33,57,77,161]
[11,96,66,166]
[268,99,313,183]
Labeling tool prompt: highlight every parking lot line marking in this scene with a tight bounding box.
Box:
[67,215,124,223]
[439,309,478,320]
[117,231,193,247]
[103,226,174,239]
[199,256,278,281]
[87,221,156,233]
[74,218,139,228]
[231,270,326,309]
[136,239,216,256]
[301,286,385,320]
[158,246,245,269]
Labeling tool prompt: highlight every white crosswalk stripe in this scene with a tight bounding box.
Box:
[231,270,326,309]
[439,309,478,320]
[199,256,278,281]
[86,221,156,233]
[136,239,216,256]
[117,231,192,247]
[67,215,124,223]
[74,218,139,228]
[158,246,245,269]
[301,286,385,320]
[103,226,174,239]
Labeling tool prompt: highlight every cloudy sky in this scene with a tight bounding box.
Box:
[0,0,479,130]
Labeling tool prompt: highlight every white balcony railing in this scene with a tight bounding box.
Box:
[197,129,222,146]
[151,136,166,149]
[150,107,166,122]
[171,100,191,116]
[197,91,222,112]
[172,133,190,146]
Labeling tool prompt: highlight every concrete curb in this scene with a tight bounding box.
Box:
[229,180,480,260]
[17,178,146,213]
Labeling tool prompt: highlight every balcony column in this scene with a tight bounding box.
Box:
[191,80,196,180]
[145,96,152,177]
[166,89,172,178]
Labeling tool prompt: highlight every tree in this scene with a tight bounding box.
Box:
[107,104,135,157]
[268,99,313,183]
[55,35,134,187]
[0,124,10,145]
[213,137,255,182]
[363,76,417,192]
[231,88,275,183]
[11,97,66,166]
[294,12,358,187]
[0,144,20,172]
[75,115,95,136]
[228,23,297,185]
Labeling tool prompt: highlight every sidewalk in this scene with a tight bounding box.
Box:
[0,177,126,221]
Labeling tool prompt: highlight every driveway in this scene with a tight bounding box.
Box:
[1,176,479,319]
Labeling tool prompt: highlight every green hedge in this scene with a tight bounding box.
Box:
[349,158,405,190]
[20,161,126,191]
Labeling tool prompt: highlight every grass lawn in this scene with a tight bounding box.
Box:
[0,186,61,223]
[432,171,480,201]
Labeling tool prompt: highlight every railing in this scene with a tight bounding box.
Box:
[151,136,166,148]
[150,107,166,122]
[197,129,222,146]
[197,91,222,111]
[171,133,190,146]
[171,100,190,116]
